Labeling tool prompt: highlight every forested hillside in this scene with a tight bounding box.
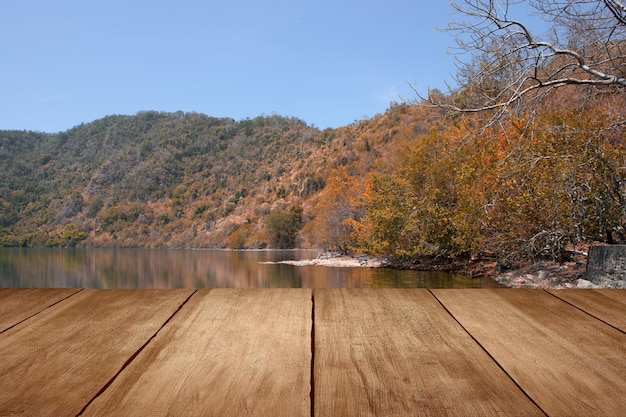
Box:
[0,111,380,249]
[312,89,626,264]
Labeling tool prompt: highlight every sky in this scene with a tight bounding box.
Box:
[1,0,458,133]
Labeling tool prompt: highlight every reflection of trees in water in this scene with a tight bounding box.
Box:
[295,266,497,289]
[0,249,316,288]
[0,248,497,288]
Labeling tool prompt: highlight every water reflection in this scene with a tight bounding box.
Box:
[0,248,500,289]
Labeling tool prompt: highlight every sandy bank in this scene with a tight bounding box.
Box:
[261,255,383,268]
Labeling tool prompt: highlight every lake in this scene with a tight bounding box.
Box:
[0,248,500,289]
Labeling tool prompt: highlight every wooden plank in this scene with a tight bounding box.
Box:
[0,289,194,417]
[82,288,312,417]
[0,288,82,332]
[547,289,626,332]
[314,289,544,417]
[432,289,626,417]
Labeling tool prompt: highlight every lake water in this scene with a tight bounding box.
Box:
[0,248,500,289]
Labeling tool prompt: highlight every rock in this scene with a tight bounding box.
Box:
[496,261,511,272]
[586,245,626,287]
[576,279,601,289]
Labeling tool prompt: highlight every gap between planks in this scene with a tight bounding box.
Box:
[427,289,550,417]
[75,289,198,417]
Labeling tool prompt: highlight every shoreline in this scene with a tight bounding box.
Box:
[5,247,617,288]
[275,252,612,289]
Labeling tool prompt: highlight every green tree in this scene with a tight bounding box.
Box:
[60,223,88,247]
[265,204,303,248]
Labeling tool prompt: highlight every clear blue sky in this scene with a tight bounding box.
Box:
[1,0,456,133]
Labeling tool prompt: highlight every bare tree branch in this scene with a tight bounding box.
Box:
[420,0,626,116]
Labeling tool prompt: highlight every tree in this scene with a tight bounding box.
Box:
[60,223,88,247]
[264,204,303,248]
[352,122,484,259]
[425,0,626,120]
[304,167,363,254]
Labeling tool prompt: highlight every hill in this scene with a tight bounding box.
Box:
[0,110,390,248]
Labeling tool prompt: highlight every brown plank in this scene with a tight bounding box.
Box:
[82,288,312,417]
[432,289,626,417]
[314,289,544,417]
[0,288,82,332]
[547,289,626,332]
[0,289,194,417]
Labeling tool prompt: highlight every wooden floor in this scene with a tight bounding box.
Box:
[0,289,624,417]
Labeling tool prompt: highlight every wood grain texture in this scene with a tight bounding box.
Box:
[314,289,544,417]
[0,289,193,417]
[0,288,82,332]
[432,289,626,417]
[82,288,312,417]
[547,289,626,332]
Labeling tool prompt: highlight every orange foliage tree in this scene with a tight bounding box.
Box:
[349,99,625,262]
[303,167,364,253]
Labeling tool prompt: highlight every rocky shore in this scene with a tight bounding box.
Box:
[278,251,615,289]
[382,255,592,288]
[275,245,626,288]
[490,260,591,289]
